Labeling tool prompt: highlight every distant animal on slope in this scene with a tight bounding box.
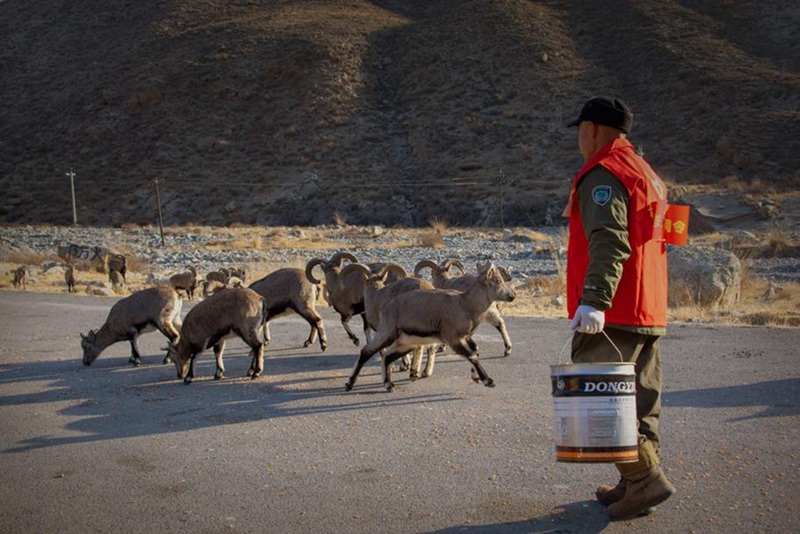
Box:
[12,265,28,290]
[105,253,127,285]
[65,264,76,293]
[109,269,126,292]
[170,266,200,299]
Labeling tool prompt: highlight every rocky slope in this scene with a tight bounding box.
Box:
[2,0,798,227]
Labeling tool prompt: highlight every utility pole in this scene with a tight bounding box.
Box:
[66,168,77,225]
[497,172,507,229]
[153,177,165,246]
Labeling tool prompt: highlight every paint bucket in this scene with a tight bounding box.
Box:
[551,361,639,463]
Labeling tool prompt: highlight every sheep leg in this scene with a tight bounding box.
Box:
[315,318,328,352]
[248,340,264,379]
[345,348,373,390]
[127,327,143,366]
[344,324,398,391]
[360,313,371,347]
[409,347,423,380]
[452,339,494,387]
[184,355,196,384]
[304,325,316,347]
[464,337,482,382]
[340,315,361,346]
[385,341,409,373]
[397,352,410,373]
[485,308,512,357]
[297,307,327,352]
[423,344,437,378]
[213,340,226,380]
[263,322,272,347]
[345,333,396,391]
[382,349,413,392]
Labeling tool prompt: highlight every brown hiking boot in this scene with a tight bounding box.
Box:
[607,467,675,520]
[595,478,626,506]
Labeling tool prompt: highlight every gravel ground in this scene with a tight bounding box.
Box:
[0,225,565,280]
[1,224,797,283]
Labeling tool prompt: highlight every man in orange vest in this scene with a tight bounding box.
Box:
[564,96,675,520]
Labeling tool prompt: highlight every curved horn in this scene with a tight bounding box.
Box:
[329,251,358,268]
[442,259,466,275]
[414,259,440,277]
[376,263,408,282]
[340,263,371,282]
[305,257,327,284]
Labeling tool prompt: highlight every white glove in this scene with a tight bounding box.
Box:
[571,305,605,334]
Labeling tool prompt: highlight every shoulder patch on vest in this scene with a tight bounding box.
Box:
[591,185,612,206]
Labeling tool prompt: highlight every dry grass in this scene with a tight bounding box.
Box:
[416,217,450,248]
[668,278,800,326]
[428,217,449,234]
[719,175,774,195]
[417,233,445,248]
[503,274,567,319]
[765,233,795,257]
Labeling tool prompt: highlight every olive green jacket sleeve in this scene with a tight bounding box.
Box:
[576,166,631,310]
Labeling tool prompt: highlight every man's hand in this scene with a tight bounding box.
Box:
[571,305,605,334]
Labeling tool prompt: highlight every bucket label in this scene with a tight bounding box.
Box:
[552,374,636,396]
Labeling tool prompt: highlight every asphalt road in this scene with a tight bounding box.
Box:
[1,290,798,534]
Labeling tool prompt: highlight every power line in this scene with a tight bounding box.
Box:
[153,180,488,188]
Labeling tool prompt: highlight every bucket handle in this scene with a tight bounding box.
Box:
[557,329,624,364]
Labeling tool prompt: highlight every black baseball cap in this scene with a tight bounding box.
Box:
[567,96,633,133]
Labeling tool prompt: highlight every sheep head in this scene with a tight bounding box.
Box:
[80,330,100,366]
[167,342,191,381]
[477,262,516,303]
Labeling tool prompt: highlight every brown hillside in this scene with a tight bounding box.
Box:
[1,0,798,227]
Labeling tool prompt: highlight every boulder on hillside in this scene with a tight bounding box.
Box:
[668,246,741,308]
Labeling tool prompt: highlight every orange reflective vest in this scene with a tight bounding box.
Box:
[566,138,668,327]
